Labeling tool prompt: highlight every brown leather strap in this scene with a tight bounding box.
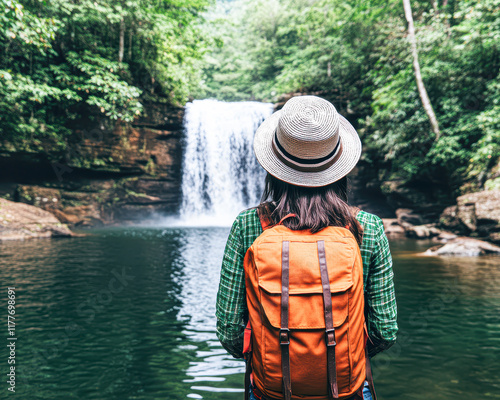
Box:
[366,353,377,400]
[363,310,377,400]
[280,241,292,400]
[317,240,339,399]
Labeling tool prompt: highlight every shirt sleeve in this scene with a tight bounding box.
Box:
[215,216,247,359]
[365,216,398,357]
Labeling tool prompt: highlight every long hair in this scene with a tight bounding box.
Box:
[257,174,363,245]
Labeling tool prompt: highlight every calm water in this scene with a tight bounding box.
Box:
[0,228,499,399]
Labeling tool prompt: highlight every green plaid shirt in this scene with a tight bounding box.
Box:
[216,208,398,359]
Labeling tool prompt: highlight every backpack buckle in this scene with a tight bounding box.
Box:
[325,328,336,347]
[279,328,290,345]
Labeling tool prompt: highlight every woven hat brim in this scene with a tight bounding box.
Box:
[253,110,362,187]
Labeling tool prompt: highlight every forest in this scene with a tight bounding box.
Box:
[1,0,499,198]
[0,0,210,144]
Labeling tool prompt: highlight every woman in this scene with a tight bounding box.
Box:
[216,96,397,400]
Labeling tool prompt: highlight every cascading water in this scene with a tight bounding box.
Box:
[179,99,274,226]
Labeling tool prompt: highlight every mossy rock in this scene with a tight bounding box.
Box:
[485,177,500,191]
[15,185,62,209]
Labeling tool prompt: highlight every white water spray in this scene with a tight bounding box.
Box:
[179,99,274,226]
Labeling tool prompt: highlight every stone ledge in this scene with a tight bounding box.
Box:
[0,198,73,241]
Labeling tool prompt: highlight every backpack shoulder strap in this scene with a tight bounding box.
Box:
[257,210,297,231]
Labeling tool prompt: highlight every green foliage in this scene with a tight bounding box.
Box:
[199,0,500,194]
[66,51,142,121]
[0,0,211,149]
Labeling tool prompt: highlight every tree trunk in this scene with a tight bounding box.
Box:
[448,0,457,26]
[118,18,125,63]
[403,0,441,140]
[128,22,133,60]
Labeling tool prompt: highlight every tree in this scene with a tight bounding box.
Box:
[402,0,441,140]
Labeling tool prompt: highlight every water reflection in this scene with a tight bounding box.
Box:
[175,228,245,398]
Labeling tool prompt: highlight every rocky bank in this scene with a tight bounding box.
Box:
[439,190,500,244]
[380,189,500,242]
[378,189,500,255]
[0,198,73,240]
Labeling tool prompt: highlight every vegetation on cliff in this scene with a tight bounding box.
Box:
[198,0,500,197]
[0,0,211,151]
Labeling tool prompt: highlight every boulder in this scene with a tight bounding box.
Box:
[424,237,500,256]
[382,218,405,235]
[459,190,500,228]
[405,224,441,239]
[396,208,424,226]
[439,189,500,244]
[457,202,476,231]
[433,231,458,243]
[439,206,462,231]
[0,198,73,241]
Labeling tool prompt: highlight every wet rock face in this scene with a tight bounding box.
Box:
[396,208,424,226]
[0,198,73,240]
[439,190,500,244]
[62,103,183,181]
[13,175,182,226]
[0,102,184,227]
[379,179,452,220]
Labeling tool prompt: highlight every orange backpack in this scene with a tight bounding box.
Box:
[243,213,375,400]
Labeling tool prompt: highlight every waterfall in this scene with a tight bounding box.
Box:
[179,99,274,226]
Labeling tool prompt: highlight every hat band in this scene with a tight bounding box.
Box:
[272,131,343,172]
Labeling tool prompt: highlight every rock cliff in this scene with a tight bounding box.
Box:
[0,102,184,226]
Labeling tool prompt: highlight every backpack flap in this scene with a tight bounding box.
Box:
[258,284,351,330]
[255,237,355,330]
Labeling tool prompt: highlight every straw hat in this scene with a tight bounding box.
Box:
[253,95,362,187]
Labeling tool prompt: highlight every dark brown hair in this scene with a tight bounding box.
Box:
[258,174,363,245]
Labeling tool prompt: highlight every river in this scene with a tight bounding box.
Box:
[0,229,499,399]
